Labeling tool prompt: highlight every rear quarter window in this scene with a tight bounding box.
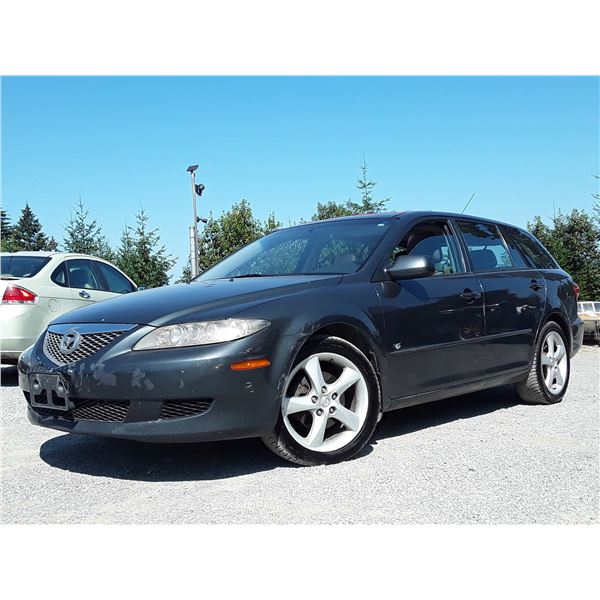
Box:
[503,227,558,270]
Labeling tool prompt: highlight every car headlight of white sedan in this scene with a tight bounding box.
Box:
[133,318,270,350]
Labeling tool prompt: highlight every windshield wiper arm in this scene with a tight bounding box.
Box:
[228,273,269,278]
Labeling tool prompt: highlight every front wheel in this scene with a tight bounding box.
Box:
[516,322,571,405]
[262,336,380,466]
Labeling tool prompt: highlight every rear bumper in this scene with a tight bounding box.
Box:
[1,304,46,360]
[572,317,585,355]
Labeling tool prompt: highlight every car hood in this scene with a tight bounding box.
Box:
[52,275,342,326]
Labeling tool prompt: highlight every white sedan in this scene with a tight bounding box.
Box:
[0,251,137,363]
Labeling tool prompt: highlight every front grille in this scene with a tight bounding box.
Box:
[160,399,214,420]
[29,397,130,422]
[44,330,126,365]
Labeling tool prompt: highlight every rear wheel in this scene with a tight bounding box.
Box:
[262,336,380,466]
[516,322,570,405]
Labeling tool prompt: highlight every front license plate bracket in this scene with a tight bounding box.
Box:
[29,373,71,411]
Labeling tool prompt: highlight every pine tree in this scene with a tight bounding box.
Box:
[348,158,390,214]
[115,209,176,288]
[63,197,114,259]
[312,159,390,221]
[12,203,53,250]
[176,263,193,284]
[1,209,18,252]
[528,209,600,301]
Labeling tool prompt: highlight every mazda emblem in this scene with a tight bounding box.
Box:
[60,330,82,355]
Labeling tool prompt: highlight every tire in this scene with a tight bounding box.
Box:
[262,335,380,466]
[516,321,571,405]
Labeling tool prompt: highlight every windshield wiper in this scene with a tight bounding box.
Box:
[228,273,269,278]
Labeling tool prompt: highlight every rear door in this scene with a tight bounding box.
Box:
[377,218,486,400]
[455,220,546,375]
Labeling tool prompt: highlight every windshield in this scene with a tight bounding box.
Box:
[197,219,392,280]
[1,255,51,278]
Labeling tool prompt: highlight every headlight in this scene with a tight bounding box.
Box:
[132,318,270,350]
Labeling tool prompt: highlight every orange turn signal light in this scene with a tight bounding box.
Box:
[230,358,271,371]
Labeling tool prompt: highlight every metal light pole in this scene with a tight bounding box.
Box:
[187,165,199,277]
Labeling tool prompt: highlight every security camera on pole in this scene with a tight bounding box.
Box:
[186,164,205,278]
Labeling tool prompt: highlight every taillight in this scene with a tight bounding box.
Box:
[1,285,38,304]
[572,282,580,299]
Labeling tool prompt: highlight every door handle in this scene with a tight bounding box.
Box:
[79,291,91,299]
[460,289,482,302]
[529,280,544,291]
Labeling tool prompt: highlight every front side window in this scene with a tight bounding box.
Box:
[66,259,101,290]
[387,220,464,275]
[198,219,392,280]
[456,221,513,271]
[93,261,135,293]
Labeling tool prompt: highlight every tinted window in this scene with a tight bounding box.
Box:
[388,220,464,275]
[93,261,135,293]
[198,220,392,280]
[594,303,600,312]
[0,255,50,278]
[456,221,513,271]
[503,227,558,270]
[499,226,529,269]
[67,259,101,290]
[51,262,68,287]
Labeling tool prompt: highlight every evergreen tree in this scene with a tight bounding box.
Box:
[62,197,114,259]
[312,159,390,221]
[115,209,176,288]
[12,203,53,250]
[1,209,18,252]
[348,158,390,214]
[528,209,600,301]
[176,263,193,284]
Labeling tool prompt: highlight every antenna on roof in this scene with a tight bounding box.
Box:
[461,193,475,214]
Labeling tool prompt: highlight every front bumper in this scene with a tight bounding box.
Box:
[19,324,296,443]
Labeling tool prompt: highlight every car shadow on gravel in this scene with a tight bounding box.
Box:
[38,385,521,482]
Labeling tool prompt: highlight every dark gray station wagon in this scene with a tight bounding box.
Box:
[19,211,584,465]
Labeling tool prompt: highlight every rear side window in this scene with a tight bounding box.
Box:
[92,261,135,293]
[503,227,558,269]
[66,259,102,290]
[0,255,50,278]
[456,221,513,271]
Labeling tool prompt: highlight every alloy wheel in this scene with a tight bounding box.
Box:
[540,330,568,395]
[281,352,369,453]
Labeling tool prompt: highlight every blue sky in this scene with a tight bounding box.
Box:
[2,76,598,277]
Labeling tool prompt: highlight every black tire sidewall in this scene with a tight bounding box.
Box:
[535,322,571,404]
[273,336,380,465]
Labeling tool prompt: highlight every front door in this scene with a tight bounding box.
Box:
[377,219,486,401]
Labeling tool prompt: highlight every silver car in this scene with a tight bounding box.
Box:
[1,252,137,363]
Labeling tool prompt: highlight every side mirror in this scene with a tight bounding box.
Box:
[137,286,146,292]
[384,255,435,280]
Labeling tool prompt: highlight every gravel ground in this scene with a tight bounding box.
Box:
[2,344,598,524]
